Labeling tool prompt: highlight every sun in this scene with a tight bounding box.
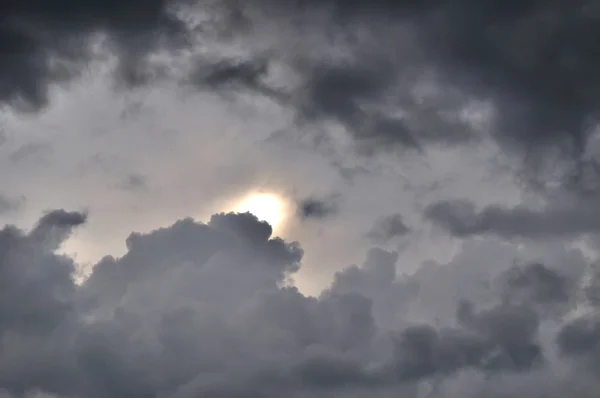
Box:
[236,193,285,230]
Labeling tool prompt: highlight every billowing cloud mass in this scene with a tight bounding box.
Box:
[0,210,597,398]
[4,1,600,398]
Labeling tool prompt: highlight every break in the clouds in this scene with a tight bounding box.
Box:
[4,1,600,398]
[1,210,599,398]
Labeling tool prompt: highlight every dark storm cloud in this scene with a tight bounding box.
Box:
[5,0,600,187]
[367,213,410,243]
[296,62,425,152]
[297,196,338,220]
[424,198,600,239]
[199,0,600,191]
[6,0,600,190]
[0,0,187,109]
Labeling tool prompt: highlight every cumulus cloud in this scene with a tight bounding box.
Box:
[0,210,598,397]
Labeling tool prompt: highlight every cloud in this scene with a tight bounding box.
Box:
[391,301,543,382]
[424,198,600,239]
[297,196,339,220]
[188,0,600,194]
[8,143,51,163]
[0,0,188,109]
[5,2,600,397]
[557,314,600,358]
[499,262,572,307]
[367,213,410,243]
[191,57,287,102]
[0,195,23,214]
[114,174,147,192]
[6,0,600,194]
[0,209,598,397]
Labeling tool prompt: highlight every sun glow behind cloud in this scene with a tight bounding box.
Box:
[235,193,286,231]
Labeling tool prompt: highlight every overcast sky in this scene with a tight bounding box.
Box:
[2,1,600,397]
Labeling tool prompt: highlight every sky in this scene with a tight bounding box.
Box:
[2,1,600,397]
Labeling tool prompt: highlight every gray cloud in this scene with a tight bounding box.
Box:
[391,301,543,382]
[8,143,51,163]
[5,0,600,194]
[367,213,410,243]
[4,0,600,193]
[556,264,600,361]
[6,2,600,397]
[499,263,571,307]
[556,311,600,377]
[557,314,600,358]
[424,198,600,239]
[189,0,600,195]
[0,0,188,109]
[0,195,23,214]
[114,174,147,192]
[0,210,597,397]
[297,196,339,220]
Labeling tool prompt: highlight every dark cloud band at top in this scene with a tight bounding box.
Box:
[199,0,600,194]
[5,0,600,198]
[367,213,410,243]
